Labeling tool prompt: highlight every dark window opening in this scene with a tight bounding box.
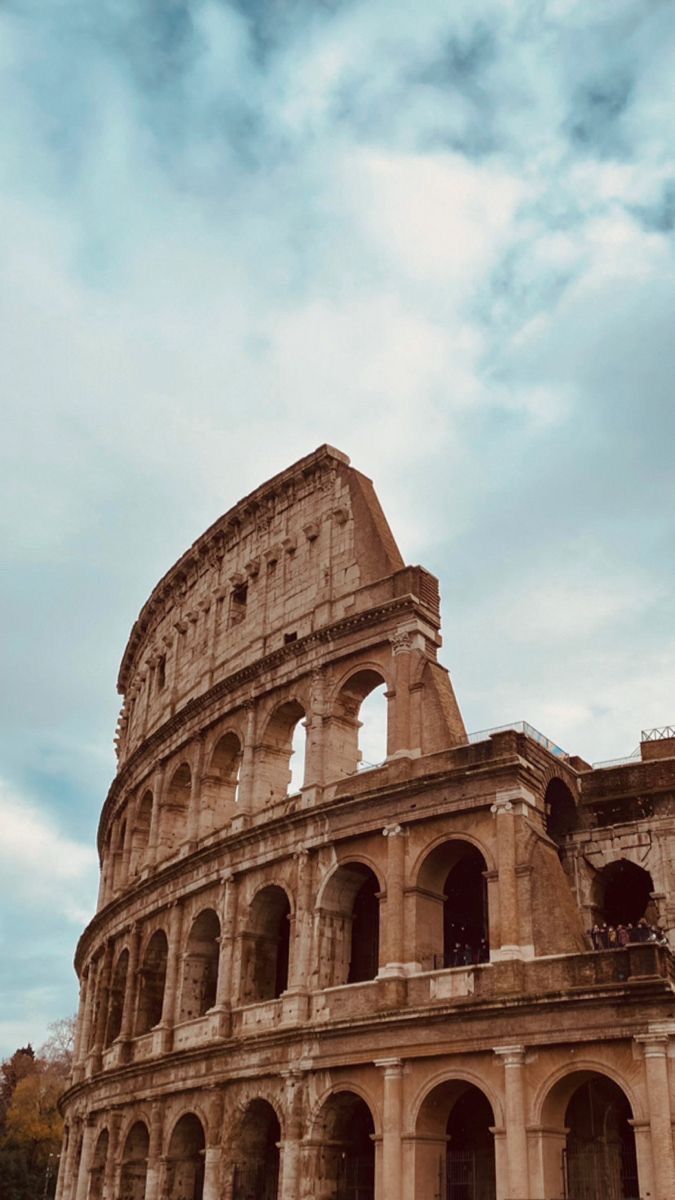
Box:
[284,631,297,644]
[446,1088,496,1200]
[232,1101,281,1200]
[229,583,248,627]
[245,886,291,1003]
[564,1078,639,1200]
[442,850,489,968]
[348,872,380,983]
[598,859,655,927]
[156,655,166,691]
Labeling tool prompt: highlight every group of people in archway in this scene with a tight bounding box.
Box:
[590,918,666,951]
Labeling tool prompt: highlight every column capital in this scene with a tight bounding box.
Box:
[382,823,406,838]
[494,1044,527,1066]
[374,1056,404,1076]
[491,787,537,815]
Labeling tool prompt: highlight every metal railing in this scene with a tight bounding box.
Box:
[591,749,641,770]
[467,720,568,759]
[641,724,675,741]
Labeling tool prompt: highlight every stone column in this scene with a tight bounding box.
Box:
[120,798,135,887]
[187,735,206,846]
[494,1045,530,1199]
[102,1110,122,1200]
[72,967,91,1083]
[491,795,520,958]
[287,848,313,992]
[203,1089,224,1200]
[74,1116,97,1200]
[90,941,114,1071]
[53,1124,71,1200]
[147,760,166,868]
[213,871,238,1035]
[145,1102,164,1200]
[381,824,406,974]
[235,702,256,822]
[635,1028,675,1200]
[158,902,185,1053]
[280,1069,305,1200]
[119,921,141,1051]
[389,630,415,757]
[375,1058,404,1200]
[303,668,326,790]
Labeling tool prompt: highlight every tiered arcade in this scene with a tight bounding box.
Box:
[58,446,675,1200]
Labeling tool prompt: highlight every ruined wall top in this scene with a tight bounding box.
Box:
[115,445,434,763]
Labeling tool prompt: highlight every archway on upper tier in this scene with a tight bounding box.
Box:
[231,1099,281,1200]
[312,1091,375,1200]
[202,732,241,832]
[594,859,655,928]
[134,929,168,1035]
[160,763,192,858]
[317,863,381,988]
[541,1071,639,1200]
[326,669,388,780]
[415,841,489,970]
[104,948,128,1046]
[257,701,307,803]
[178,909,220,1021]
[119,1121,149,1200]
[165,1113,205,1200]
[415,1080,496,1200]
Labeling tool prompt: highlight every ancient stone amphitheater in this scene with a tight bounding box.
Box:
[58,446,675,1200]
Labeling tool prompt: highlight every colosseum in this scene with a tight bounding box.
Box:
[57,444,675,1200]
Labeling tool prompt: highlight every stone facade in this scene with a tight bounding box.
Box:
[58,445,675,1200]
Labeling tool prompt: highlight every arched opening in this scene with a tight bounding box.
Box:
[166,1113,206,1200]
[595,860,655,928]
[317,864,381,988]
[134,929,168,1035]
[416,841,489,971]
[415,1080,496,1200]
[232,1099,281,1200]
[131,790,153,875]
[179,909,221,1021]
[104,949,129,1046]
[88,1128,108,1200]
[312,1092,375,1200]
[545,778,578,846]
[112,817,127,892]
[160,763,192,857]
[257,701,306,805]
[541,1071,639,1200]
[242,886,291,1003]
[119,1121,149,1200]
[327,670,388,780]
[202,733,242,833]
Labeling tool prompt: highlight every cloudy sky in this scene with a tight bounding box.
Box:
[1,0,674,1057]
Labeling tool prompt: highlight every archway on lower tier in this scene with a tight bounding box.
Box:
[241,886,291,1003]
[311,1091,375,1200]
[119,1121,149,1200]
[415,1080,496,1200]
[231,1099,281,1200]
[540,1070,639,1200]
[165,1113,205,1200]
[318,863,381,988]
[415,840,489,970]
[88,1128,108,1200]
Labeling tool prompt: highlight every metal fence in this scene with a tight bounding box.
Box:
[445,1149,496,1200]
[232,1162,279,1200]
[563,1141,639,1200]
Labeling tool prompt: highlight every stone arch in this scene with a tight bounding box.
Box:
[202,731,242,833]
[316,862,382,987]
[119,1119,149,1200]
[592,858,656,928]
[326,666,389,779]
[231,1098,281,1200]
[241,884,292,1003]
[104,947,129,1047]
[545,777,578,844]
[539,1067,640,1200]
[134,928,168,1035]
[165,1112,206,1200]
[257,699,307,804]
[178,908,221,1021]
[88,1127,109,1200]
[307,1089,376,1200]
[160,762,192,858]
[111,814,127,893]
[131,789,153,875]
[414,1077,497,1200]
[414,838,490,970]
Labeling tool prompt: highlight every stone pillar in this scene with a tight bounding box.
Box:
[102,1111,122,1200]
[280,1069,305,1200]
[288,848,313,993]
[187,735,206,846]
[494,1045,530,1199]
[375,1058,404,1200]
[303,668,326,790]
[158,902,185,1053]
[74,1116,97,1200]
[120,798,135,887]
[203,1089,224,1200]
[491,795,520,958]
[119,921,141,1049]
[147,761,165,868]
[635,1028,675,1200]
[90,941,114,1070]
[381,825,406,974]
[145,1102,164,1200]
[235,702,256,822]
[388,630,415,757]
[60,1118,84,1200]
[72,966,91,1082]
[53,1124,71,1200]
[213,871,238,1035]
